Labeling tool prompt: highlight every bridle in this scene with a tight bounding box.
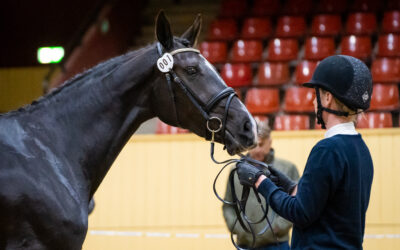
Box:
[156,42,236,143]
[156,42,277,250]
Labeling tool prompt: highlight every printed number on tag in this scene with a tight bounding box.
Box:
[157,53,174,73]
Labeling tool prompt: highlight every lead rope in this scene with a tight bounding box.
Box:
[209,129,278,250]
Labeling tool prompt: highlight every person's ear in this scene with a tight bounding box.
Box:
[325,91,334,107]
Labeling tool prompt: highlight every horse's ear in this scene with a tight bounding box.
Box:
[181,14,202,47]
[155,10,174,50]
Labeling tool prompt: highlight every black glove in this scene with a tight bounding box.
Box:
[268,166,297,194]
[236,161,265,187]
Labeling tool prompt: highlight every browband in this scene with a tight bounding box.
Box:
[156,42,200,57]
[170,48,200,55]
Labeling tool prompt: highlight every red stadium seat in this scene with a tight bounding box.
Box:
[199,41,227,64]
[221,63,253,87]
[371,58,400,83]
[267,38,299,61]
[356,112,393,128]
[282,0,313,15]
[219,0,247,18]
[275,16,307,38]
[231,40,263,63]
[376,34,400,58]
[369,83,399,111]
[382,11,400,34]
[340,35,372,61]
[274,115,310,130]
[304,37,336,61]
[294,60,319,84]
[346,12,377,35]
[252,0,281,16]
[208,19,237,41]
[316,0,347,14]
[241,18,273,40]
[311,14,342,36]
[284,86,315,112]
[245,88,280,114]
[256,62,290,86]
[156,120,188,134]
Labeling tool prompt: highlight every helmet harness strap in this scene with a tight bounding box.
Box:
[315,87,354,129]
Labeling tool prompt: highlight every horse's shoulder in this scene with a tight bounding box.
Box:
[0,141,32,169]
[0,167,34,198]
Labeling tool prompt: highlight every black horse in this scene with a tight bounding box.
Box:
[0,12,256,250]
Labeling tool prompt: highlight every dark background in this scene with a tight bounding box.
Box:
[0,0,103,67]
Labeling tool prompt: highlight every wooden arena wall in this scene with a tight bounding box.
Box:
[83,129,400,250]
[0,67,46,112]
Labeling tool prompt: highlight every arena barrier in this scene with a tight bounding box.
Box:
[83,128,400,250]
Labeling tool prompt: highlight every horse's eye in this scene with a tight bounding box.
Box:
[186,66,197,75]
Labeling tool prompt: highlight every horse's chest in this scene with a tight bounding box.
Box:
[43,208,88,250]
[0,168,88,249]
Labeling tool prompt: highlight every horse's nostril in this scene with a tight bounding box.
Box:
[243,121,251,131]
[242,120,256,148]
[246,139,255,148]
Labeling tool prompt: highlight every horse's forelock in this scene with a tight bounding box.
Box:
[172,37,191,48]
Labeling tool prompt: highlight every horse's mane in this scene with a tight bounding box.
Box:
[2,43,156,117]
[44,37,190,104]
[2,37,192,118]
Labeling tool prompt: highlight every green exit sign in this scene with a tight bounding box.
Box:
[37,46,64,64]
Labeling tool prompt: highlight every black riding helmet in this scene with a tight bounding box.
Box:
[303,55,372,129]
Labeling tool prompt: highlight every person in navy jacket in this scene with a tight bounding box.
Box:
[237,55,374,249]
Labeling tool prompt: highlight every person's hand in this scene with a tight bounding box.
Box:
[236,161,265,187]
[268,166,297,194]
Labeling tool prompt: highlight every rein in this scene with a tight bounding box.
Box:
[211,149,278,250]
[156,43,277,250]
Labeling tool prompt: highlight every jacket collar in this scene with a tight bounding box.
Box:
[325,122,358,138]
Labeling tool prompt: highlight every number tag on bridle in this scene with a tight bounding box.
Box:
[157,53,174,73]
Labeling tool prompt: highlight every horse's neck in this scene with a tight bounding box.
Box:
[28,45,158,196]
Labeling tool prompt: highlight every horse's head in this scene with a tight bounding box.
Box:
[151,11,257,155]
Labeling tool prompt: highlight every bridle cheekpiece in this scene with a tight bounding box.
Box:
[156,42,235,144]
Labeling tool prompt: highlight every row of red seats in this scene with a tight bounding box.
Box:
[201,34,400,64]
[209,12,400,41]
[245,86,314,113]
[219,62,308,86]
[254,112,398,130]
[244,83,399,114]
[154,0,397,133]
[252,115,316,130]
[215,58,400,87]
[219,0,400,17]
[156,121,188,134]
[156,111,398,133]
